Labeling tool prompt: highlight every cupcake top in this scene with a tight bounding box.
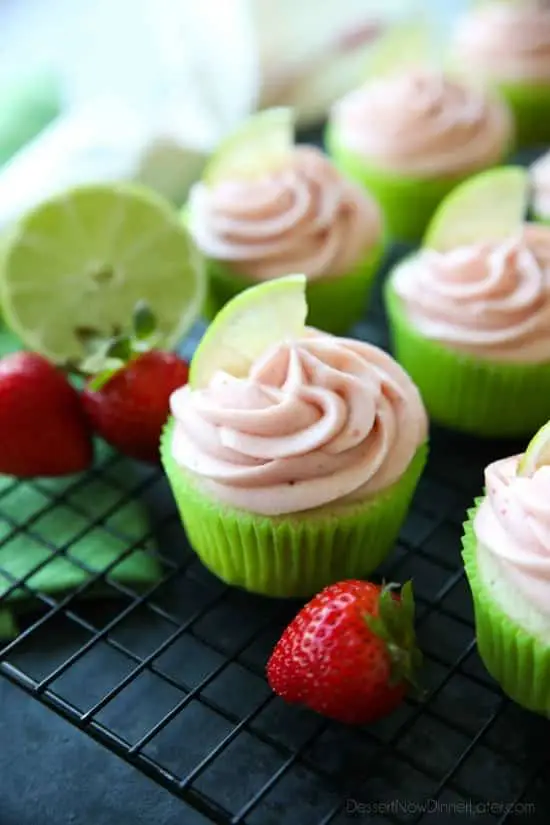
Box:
[474,454,550,619]
[329,69,512,177]
[452,1,550,84]
[391,224,550,362]
[170,331,427,516]
[531,151,550,218]
[187,146,382,281]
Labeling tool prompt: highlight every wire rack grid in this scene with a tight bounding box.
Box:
[1,200,549,825]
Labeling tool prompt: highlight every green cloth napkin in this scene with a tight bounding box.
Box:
[0,324,163,640]
[0,69,61,167]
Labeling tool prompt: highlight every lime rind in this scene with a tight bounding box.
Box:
[202,107,295,186]
[189,274,308,389]
[0,182,206,364]
[423,166,529,252]
[517,421,550,477]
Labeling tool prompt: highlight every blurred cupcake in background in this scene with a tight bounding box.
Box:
[326,69,514,243]
[187,142,384,334]
[385,223,550,437]
[450,0,550,148]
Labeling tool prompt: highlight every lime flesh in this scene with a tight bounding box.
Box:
[0,183,206,364]
[202,107,294,186]
[423,166,529,252]
[189,274,308,389]
[366,20,430,77]
[517,421,550,477]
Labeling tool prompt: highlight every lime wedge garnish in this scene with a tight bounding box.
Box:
[366,20,431,77]
[202,107,294,186]
[0,183,206,364]
[189,274,307,389]
[517,421,550,477]
[423,166,529,252]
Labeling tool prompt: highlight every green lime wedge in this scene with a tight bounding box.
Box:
[366,20,431,77]
[423,166,529,252]
[517,421,550,477]
[190,274,307,389]
[0,183,206,364]
[202,107,294,186]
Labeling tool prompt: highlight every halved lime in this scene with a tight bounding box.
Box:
[517,421,550,477]
[202,107,294,186]
[0,183,206,364]
[423,166,529,252]
[190,274,307,389]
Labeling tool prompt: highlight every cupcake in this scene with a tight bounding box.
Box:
[530,150,550,222]
[385,223,550,437]
[462,442,550,715]
[186,146,384,334]
[451,1,550,148]
[326,70,514,243]
[161,330,428,598]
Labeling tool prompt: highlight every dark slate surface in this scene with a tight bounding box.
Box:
[0,678,211,825]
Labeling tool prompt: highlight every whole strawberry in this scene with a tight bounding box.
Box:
[80,303,189,463]
[0,352,93,477]
[267,580,421,725]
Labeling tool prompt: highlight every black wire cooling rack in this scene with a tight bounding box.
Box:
[1,253,549,823]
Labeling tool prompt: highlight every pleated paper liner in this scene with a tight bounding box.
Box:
[325,121,514,244]
[385,285,550,438]
[497,81,550,149]
[161,419,427,598]
[201,241,385,336]
[462,504,550,716]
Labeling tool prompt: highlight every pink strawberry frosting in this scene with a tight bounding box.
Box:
[170,332,427,516]
[453,2,550,84]
[187,146,382,281]
[330,70,512,176]
[474,454,550,618]
[391,224,550,362]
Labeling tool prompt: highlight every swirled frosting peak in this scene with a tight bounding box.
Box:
[453,2,550,84]
[330,70,512,176]
[392,224,550,362]
[187,146,382,281]
[170,332,427,516]
[475,454,550,621]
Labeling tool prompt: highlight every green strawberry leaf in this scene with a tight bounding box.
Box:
[364,580,422,692]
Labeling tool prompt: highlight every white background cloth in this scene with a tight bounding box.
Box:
[0,0,466,225]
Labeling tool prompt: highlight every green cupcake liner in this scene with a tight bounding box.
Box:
[496,81,550,149]
[325,121,511,244]
[182,202,384,334]
[203,240,384,334]
[161,419,427,598]
[385,282,550,438]
[462,503,550,716]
